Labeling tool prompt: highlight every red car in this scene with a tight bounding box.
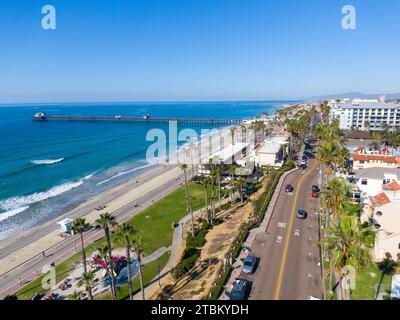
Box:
[312,192,319,198]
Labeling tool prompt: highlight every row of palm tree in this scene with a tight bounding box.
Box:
[180,158,246,228]
[315,118,375,300]
[71,213,145,301]
[370,126,400,153]
[284,111,312,158]
[315,119,349,179]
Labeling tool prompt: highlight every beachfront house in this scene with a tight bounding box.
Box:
[363,191,400,261]
[254,136,288,167]
[354,167,400,203]
[351,147,399,170]
[198,142,250,176]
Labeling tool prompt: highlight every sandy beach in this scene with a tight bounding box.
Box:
[0,164,182,275]
[0,124,243,278]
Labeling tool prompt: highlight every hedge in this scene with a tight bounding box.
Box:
[204,161,295,300]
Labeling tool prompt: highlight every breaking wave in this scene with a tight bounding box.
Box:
[0,206,30,223]
[0,180,84,214]
[31,158,65,165]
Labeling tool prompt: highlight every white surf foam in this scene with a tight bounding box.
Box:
[0,180,84,212]
[0,206,30,223]
[31,158,65,165]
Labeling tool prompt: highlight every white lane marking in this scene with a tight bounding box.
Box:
[278,222,287,228]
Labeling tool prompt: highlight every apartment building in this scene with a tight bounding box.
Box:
[330,99,400,130]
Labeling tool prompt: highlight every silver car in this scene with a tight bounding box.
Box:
[242,254,257,274]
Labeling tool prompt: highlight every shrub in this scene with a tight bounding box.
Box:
[182,247,200,260]
[172,250,201,280]
[186,229,207,248]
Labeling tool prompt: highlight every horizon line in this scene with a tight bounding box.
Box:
[0,99,305,106]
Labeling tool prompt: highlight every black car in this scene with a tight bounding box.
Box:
[312,185,320,193]
[285,184,294,193]
[296,209,307,219]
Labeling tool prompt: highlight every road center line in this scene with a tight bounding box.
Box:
[274,161,318,300]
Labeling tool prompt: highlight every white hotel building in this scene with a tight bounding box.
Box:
[330,99,400,130]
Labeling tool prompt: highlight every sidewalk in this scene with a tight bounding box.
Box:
[133,197,234,300]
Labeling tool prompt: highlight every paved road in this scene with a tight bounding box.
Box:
[246,157,323,300]
[0,167,191,299]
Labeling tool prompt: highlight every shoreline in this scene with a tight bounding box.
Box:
[0,121,249,277]
[0,163,171,261]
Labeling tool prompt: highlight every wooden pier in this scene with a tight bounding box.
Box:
[33,113,243,125]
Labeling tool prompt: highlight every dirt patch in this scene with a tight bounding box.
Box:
[168,201,252,300]
[151,178,271,300]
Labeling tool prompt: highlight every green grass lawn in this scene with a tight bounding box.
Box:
[323,262,394,300]
[14,182,206,300]
[121,182,206,255]
[15,251,82,300]
[351,263,393,300]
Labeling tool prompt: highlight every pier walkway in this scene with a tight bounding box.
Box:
[33,113,243,125]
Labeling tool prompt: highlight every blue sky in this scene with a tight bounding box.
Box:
[0,0,399,103]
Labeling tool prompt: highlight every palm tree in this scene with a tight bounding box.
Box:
[215,163,223,210]
[322,215,375,300]
[235,178,246,203]
[188,195,197,236]
[115,223,137,300]
[364,120,370,131]
[208,163,217,223]
[96,212,118,300]
[240,124,247,142]
[179,163,194,237]
[133,236,145,300]
[320,177,352,222]
[187,141,196,174]
[77,272,96,300]
[316,141,341,178]
[230,127,236,145]
[376,253,399,299]
[199,177,210,223]
[96,245,117,299]
[68,290,84,300]
[227,165,236,205]
[369,140,380,150]
[72,218,91,275]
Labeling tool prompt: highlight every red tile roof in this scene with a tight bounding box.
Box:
[383,181,400,192]
[352,154,398,163]
[369,193,391,207]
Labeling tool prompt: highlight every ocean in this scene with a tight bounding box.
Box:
[0,101,286,239]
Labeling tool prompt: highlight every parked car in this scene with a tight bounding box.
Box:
[312,185,320,193]
[229,279,250,300]
[296,209,307,219]
[242,254,257,274]
[285,184,294,193]
[312,192,319,198]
